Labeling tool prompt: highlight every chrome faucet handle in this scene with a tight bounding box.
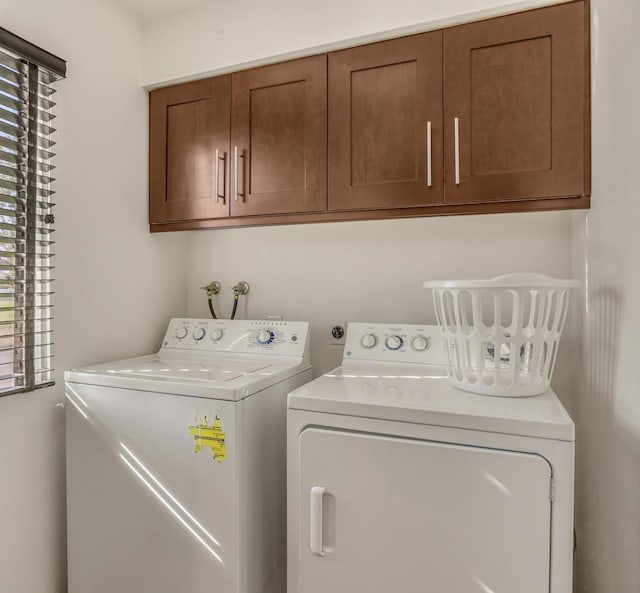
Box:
[201,281,221,296]
[232,281,250,296]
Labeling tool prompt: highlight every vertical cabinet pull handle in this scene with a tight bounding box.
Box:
[310,486,326,557]
[214,149,226,203]
[454,117,460,186]
[214,149,219,202]
[233,146,246,202]
[233,146,239,201]
[426,121,432,187]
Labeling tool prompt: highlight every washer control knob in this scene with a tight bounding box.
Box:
[193,327,206,341]
[210,328,224,342]
[385,335,404,350]
[175,327,188,340]
[411,336,430,351]
[360,333,377,349]
[257,330,274,345]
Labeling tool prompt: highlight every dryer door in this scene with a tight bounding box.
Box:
[297,428,552,593]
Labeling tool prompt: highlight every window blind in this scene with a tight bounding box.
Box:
[0,30,65,395]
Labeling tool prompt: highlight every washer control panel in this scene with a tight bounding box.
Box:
[162,318,309,357]
[344,323,445,365]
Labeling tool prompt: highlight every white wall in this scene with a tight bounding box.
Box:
[572,0,640,590]
[0,2,188,591]
[141,0,569,87]
[185,213,576,398]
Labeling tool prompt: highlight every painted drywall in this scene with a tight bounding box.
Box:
[0,1,188,592]
[141,0,570,87]
[185,212,577,408]
[572,0,640,590]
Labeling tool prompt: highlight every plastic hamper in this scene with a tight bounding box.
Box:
[424,273,579,397]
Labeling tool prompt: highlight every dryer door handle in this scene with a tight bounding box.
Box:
[310,486,326,557]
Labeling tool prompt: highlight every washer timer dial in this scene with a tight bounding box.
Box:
[192,327,206,341]
[257,329,275,345]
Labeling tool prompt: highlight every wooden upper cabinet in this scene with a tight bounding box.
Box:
[329,33,444,211]
[149,76,231,223]
[443,1,588,204]
[230,55,327,217]
[148,1,589,231]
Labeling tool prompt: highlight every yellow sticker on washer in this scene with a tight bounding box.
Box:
[188,415,226,462]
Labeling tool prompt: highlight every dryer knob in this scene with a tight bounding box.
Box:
[385,335,404,350]
[175,327,188,340]
[192,327,206,341]
[360,333,377,349]
[411,336,430,351]
[210,328,224,342]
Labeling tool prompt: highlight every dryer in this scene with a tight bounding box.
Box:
[66,318,311,593]
[287,322,574,593]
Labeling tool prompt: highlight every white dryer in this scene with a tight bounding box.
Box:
[65,318,311,593]
[287,323,574,593]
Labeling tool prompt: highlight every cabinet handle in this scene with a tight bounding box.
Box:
[233,146,246,202]
[426,121,432,187]
[454,117,460,185]
[233,146,239,201]
[310,486,326,557]
[214,149,226,203]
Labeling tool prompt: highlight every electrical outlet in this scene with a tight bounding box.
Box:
[330,321,347,345]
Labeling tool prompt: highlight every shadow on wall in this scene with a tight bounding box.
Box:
[576,285,640,591]
[585,286,620,406]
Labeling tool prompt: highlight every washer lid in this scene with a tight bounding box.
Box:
[65,351,309,400]
[287,361,574,441]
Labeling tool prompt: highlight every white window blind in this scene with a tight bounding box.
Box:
[0,29,65,395]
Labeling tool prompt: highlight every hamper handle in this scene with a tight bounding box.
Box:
[424,273,580,289]
[489,273,579,287]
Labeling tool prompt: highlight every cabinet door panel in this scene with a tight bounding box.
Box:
[231,55,327,216]
[249,81,306,194]
[444,1,586,203]
[149,77,231,223]
[329,32,443,211]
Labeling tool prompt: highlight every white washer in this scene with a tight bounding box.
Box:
[287,322,574,593]
[65,318,312,593]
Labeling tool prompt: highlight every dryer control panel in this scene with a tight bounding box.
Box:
[162,318,310,358]
[344,323,445,365]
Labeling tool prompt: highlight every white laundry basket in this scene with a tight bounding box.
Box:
[424,273,579,397]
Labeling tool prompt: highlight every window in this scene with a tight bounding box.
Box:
[0,28,65,395]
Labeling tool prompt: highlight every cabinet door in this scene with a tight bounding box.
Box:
[149,76,230,223]
[297,429,552,593]
[444,1,587,203]
[328,33,443,211]
[230,55,327,217]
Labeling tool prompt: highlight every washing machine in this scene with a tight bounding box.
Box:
[65,318,311,593]
[287,322,574,593]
